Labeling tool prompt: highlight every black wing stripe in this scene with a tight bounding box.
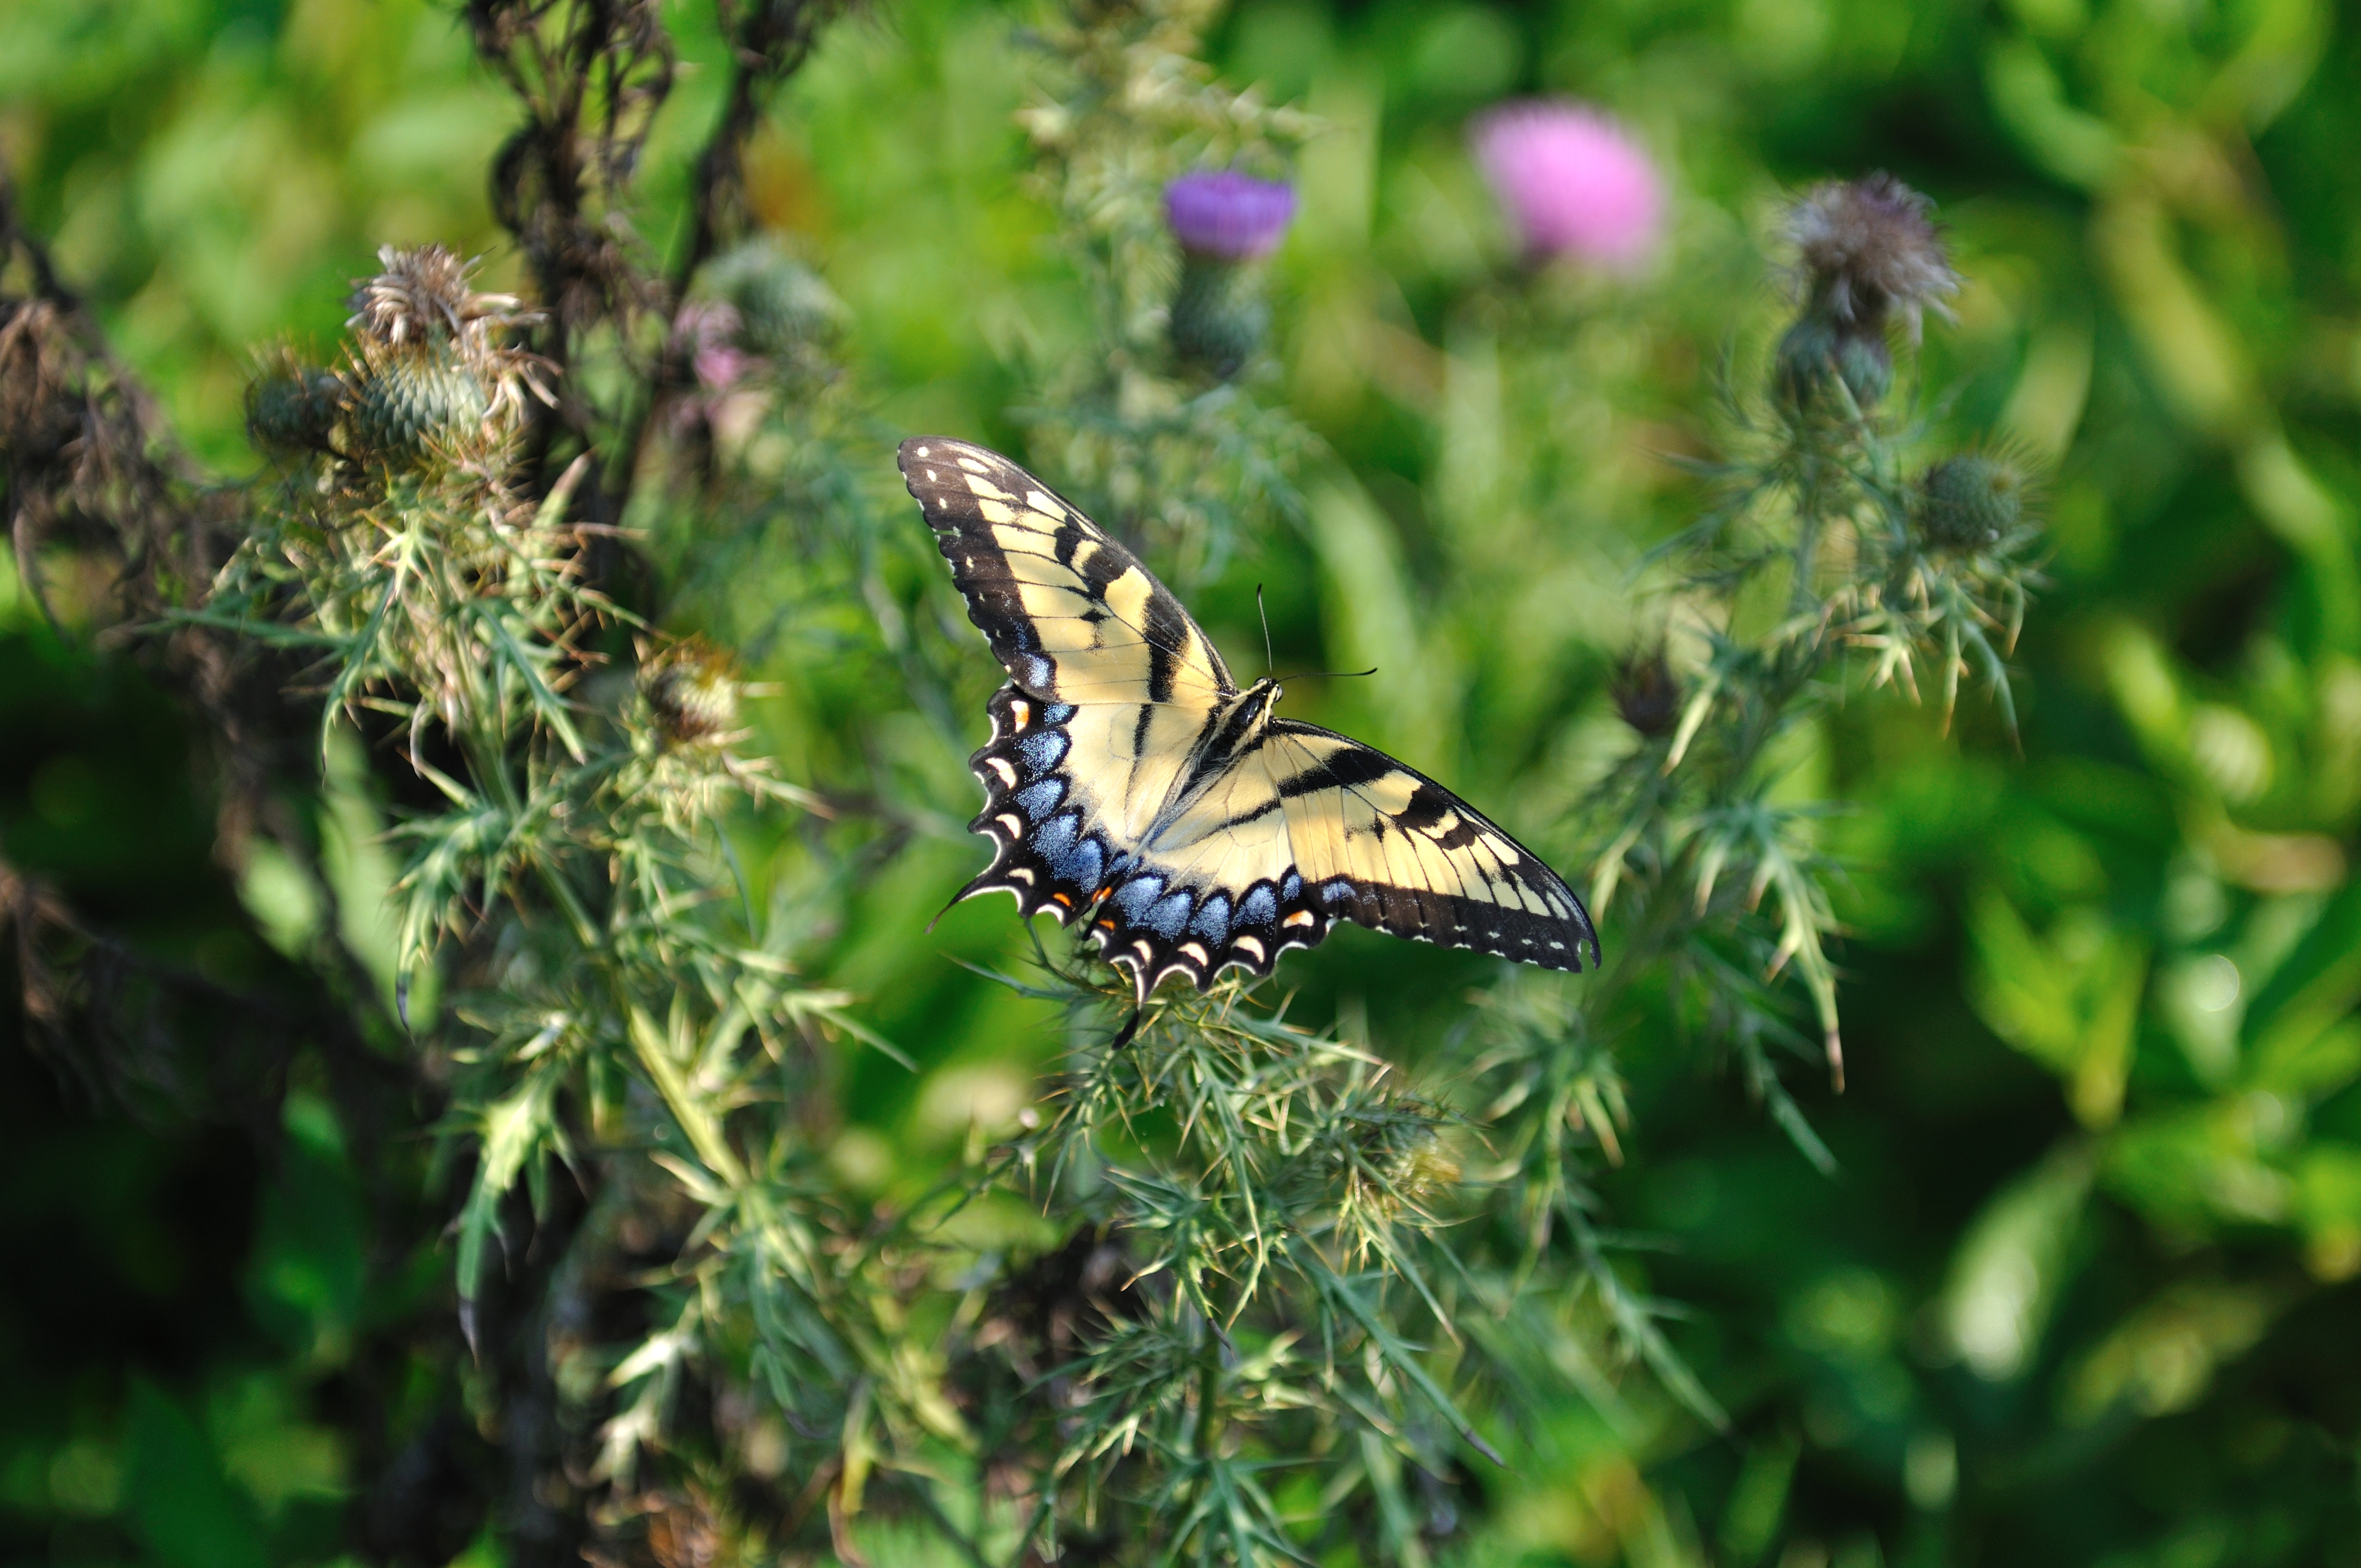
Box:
[1276,744,1398,798]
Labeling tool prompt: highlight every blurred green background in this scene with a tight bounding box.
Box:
[8,0,2361,1563]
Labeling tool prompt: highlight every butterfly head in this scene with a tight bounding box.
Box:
[1201,677,1285,767]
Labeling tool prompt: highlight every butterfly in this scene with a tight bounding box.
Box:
[900,437,1598,1023]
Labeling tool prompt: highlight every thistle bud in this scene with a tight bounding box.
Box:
[1774,312,1891,413]
[1163,172,1296,380]
[639,638,740,746]
[246,347,346,454]
[1774,173,1956,414]
[348,346,491,464]
[1914,453,2030,552]
[1611,646,1682,737]
[1344,1104,1459,1213]
[1168,254,1271,382]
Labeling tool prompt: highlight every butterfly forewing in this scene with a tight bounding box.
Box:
[898,438,1231,704]
[899,436,1599,1004]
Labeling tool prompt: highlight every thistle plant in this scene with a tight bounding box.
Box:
[949,961,1481,1566]
[1484,172,2032,1150]
[208,247,962,1558]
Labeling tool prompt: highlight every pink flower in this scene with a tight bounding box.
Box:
[1472,101,1664,267]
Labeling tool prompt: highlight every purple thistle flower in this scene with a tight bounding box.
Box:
[1472,101,1664,267]
[1163,172,1297,261]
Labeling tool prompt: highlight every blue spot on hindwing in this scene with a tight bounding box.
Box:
[1241,886,1278,927]
[1145,891,1192,938]
[1016,779,1065,820]
[1112,876,1165,919]
[1322,879,1354,904]
[1043,703,1076,724]
[1190,895,1232,940]
[1018,730,1068,771]
[1032,812,1078,865]
[1281,871,1302,901]
[1058,836,1103,889]
[1021,655,1054,690]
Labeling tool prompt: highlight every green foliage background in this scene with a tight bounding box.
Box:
[7,0,2361,1565]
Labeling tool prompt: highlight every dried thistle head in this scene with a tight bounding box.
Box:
[639,637,741,746]
[348,244,526,350]
[1783,172,1958,339]
[1773,175,1957,415]
[1611,645,1682,737]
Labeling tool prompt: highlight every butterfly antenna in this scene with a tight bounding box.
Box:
[1256,584,1274,679]
[1274,666,1380,682]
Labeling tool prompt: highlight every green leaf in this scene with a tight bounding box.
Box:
[455,1069,561,1305]
[1296,1247,1505,1467]
[2242,874,2361,1063]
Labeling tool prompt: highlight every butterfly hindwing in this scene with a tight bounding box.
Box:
[960,683,1336,998]
[1259,722,1599,971]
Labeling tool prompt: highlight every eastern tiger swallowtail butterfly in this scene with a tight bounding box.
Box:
[900,437,1598,1014]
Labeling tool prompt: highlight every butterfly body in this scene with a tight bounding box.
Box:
[900,437,1598,1003]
